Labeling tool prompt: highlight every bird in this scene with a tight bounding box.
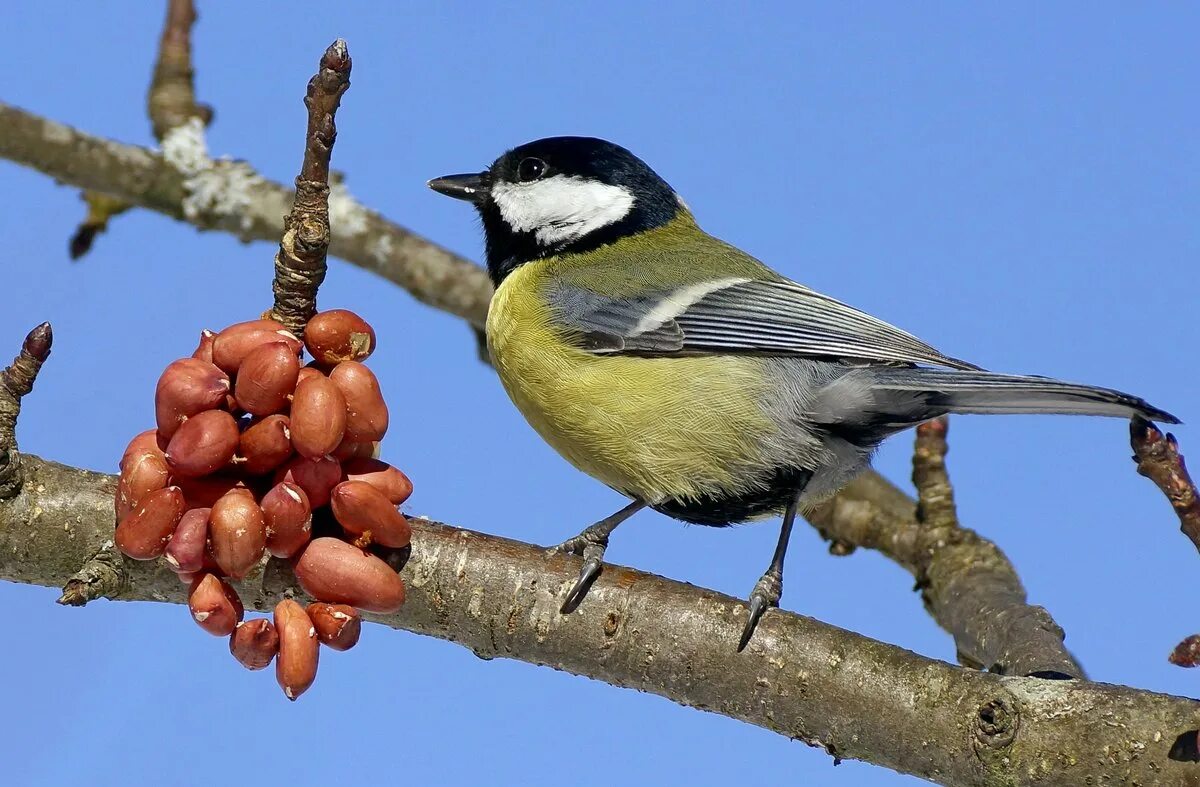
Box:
[428,136,1180,651]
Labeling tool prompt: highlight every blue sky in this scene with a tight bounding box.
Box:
[2,3,1197,785]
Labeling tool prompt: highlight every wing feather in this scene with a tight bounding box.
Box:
[548,278,980,369]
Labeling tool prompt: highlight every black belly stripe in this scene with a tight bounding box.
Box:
[651,466,813,526]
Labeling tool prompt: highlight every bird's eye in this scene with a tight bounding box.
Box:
[517,157,547,183]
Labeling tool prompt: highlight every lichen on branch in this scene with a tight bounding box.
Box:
[0,100,493,328]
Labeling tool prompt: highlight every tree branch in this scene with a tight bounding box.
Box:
[72,0,210,260]
[0,101,493,329]
[147,0,209,141]
[909,418,1082,679]
[0,323,52,499]
[2,75,1196,782]
[0,97,1086,675]
[806,419,1083,679]
[268,39,350,336]
[1132,417,1200,553]
[0,452,1196,785]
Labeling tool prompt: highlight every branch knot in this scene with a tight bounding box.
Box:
[972,695,1019,755]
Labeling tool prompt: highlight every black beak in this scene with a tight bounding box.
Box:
[427,172,489,204]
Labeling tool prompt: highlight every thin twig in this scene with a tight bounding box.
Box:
[0,323,52,499]
[73,0,211,260]
[57,542,126,606]
[269,40,352,337]
[147,0,209,140]
[912,417,958,527]
[1170,634,1200,668]
[1130,418,1200,666]
[68,191,132,260]
[1132,416,1200,552]
[807,418,1084,679]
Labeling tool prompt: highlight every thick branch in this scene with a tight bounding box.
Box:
[0,453,1196,785]
[269,40,351,336]
[0,101,493,329]
[807,422,1083,679]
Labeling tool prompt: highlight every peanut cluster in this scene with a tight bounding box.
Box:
[114,309,411,700]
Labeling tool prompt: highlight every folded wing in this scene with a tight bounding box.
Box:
[550,277,980,370]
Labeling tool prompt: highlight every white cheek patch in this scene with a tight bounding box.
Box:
[491,176,635,246]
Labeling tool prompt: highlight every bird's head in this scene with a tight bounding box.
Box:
[429,136,682,283]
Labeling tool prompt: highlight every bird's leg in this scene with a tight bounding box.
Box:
[738,485,806,652]
[551,499,645,613]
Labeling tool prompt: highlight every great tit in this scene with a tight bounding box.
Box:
[429,136,1179,650]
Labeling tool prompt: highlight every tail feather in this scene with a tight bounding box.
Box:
[870,369,1180,425]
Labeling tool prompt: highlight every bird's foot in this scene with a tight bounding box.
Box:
[549,528,609,613]
[738,568,782,652]
[546,500,645,614]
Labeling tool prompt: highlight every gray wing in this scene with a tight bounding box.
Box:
[549,277,981,370]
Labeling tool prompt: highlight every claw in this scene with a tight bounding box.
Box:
[560,554,603,613]
[738,595,770,652]
[738,569,782,652]
[549,500,645,614]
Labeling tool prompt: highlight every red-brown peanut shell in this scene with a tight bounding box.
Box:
[189,573,244,636]
[274,456,342,509]
[115,452,170,520]
[329,361,388,442]
[307,603,361,651]
[191,329,216,363]
[289,376,346,459]
[293,537,406,613]
[121,429,167,468]
[165,506,210,573]
[295,366,325,388]
[342,457,413,505]
[238,414,294,475]
[229,619,279,671]
[174,475,247,509]
[212,319,301,374]
[235,342,300,416]
[330,481,411,548]
[303,309,376,365]
[274,599,319,701]
[154,358,230,439]
[209,488,267,580]
[114,486,185,560]
[332,439,379,461]
[262,481,312,558]
[165,409,239,478]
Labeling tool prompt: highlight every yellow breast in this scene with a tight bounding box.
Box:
[486,262,777,505]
